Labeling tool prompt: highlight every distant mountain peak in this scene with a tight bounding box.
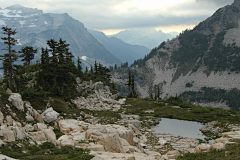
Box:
[6,4,26,10]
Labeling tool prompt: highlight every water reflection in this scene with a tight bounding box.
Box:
[153,118,205,139]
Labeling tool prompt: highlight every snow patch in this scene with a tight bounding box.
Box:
[28,24,37,27]
[44,21,48,25]
[0,9,39,18]
[16,39,22,45]
[19,20,26,27]
[0,9,22,17]
[81,56,88,61]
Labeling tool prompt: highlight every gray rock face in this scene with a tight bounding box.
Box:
[25,102,43,123]
[8,93,24,111]
[41,107,60,123]
[111,2,240,110]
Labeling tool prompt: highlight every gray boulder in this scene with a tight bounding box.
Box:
[41,107,60,123]
[8,93,24,111]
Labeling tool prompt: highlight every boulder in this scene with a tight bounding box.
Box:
[85,129,104,140]
[24,124,33,131]
[58,119,84,135]
[43,129,56,145]
[29,131,47,142]
[8,93,24,111]
[158,138,168,145]
[121,120,141,131]
[6,116,13,126]
[222,131,238,138]
[25,102,43,123]
[194,144,210,153]
[58,135,74,147]
[41,107,59,123]
[118,98,126,105]
[76,77,81,84]
[72,132,86,142]
[101,133,124,153]
[210,142,225,151]
[3,130,15,142]
[214,137,230,144]
[33,123,48,131]
[25,114,34,122]
[117,127,134,145]
[13,127,26,140]
[127,124,141,135]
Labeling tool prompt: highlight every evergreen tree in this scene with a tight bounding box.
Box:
[94,60,98,74]
[126,70,132,88]
[77,56,83,77]
[114,64,117,70]
[0,26,19,90]
[90,65,94,75]
[19,46,37,66]
[47,39,58,87]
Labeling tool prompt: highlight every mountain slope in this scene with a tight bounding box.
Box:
[111,0,240,111]
[0,5,121,67]
[110,28,178,49]
[88,29,150,64]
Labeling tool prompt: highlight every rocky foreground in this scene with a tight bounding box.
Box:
[1,80,240,160]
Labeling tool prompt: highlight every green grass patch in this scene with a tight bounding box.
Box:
[0,141,94,160]
[124,98,240,124]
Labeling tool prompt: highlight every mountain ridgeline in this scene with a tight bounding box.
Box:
[0,4,121,68]
[111,0,240,112]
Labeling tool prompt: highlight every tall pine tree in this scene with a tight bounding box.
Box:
[0,26,19,90]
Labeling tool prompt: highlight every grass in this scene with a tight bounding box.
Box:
[123,98,240,125]
[0,141,94,160]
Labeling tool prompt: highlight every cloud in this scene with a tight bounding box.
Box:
[195,0,234,7]
[0,0,235,31]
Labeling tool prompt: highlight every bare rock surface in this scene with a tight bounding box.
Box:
[41,107,60,123]
[8,93,24,111]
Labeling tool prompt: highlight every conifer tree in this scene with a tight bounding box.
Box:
[47,39,58,87]
[0,26,19,90]
[77,56,83,77]
[126,70,132,88]
[19,46,37,66]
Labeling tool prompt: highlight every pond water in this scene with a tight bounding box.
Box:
[153,118,206,139]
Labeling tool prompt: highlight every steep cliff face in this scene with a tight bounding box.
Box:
[111,1,240,111]
[0,5,121,66]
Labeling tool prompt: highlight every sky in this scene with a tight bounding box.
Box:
[0,0,234,35]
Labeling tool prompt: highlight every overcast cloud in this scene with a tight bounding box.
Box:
[0,0,234,31]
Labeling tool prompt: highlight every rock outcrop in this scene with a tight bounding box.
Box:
[72,79,126,111]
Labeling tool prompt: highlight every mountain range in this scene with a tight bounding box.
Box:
[0,4,121,68]
[110,28,178,49]
[88,29,151,64]
[111,0,240,112]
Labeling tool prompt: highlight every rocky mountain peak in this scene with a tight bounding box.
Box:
[6,4,25,10]
[2,4,43,17]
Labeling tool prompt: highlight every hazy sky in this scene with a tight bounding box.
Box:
[0,0,234,35]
